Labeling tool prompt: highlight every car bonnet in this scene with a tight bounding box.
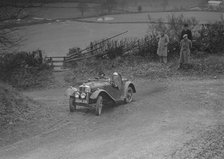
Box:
[83,81,110,89]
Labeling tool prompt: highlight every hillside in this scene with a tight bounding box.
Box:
[0,83,39,126]
[0,82,56,147]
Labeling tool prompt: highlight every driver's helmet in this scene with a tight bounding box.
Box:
[112,72,119,81]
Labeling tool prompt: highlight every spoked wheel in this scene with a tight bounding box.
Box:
[124,87,133,103]
[96,95,103,116]
[69,96,76,112]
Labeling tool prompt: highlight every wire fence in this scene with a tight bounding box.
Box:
[64,21,224,66]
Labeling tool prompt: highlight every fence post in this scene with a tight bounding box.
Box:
[63,57,66,68]
[50,57,53,67]
[138,40,141,52]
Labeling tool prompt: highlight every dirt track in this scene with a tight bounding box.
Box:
[0,77,224,159]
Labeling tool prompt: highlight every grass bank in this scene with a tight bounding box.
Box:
[65,54,224,85]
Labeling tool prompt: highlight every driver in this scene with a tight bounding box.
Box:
[112,72,120,88]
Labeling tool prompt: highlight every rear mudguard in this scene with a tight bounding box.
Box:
[90,89,116,102]
[123,81,136,98]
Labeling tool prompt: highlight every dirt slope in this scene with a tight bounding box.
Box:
[0,82,61,147]
[0,83,37,126]
[0,77,224,159]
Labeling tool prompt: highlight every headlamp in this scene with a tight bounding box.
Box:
[75,92,80,98]
[81,93,86,99]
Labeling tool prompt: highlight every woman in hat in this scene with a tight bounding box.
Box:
[181,23,192,41]
[179,34,192,69]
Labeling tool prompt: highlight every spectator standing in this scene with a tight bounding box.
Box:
[157,31,169,64]
[181,24,192,41]
[179,34,192,69]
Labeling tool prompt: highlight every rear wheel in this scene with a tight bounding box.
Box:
[69,96,76,112]
[96,95,103,116]
[124,87,133,103]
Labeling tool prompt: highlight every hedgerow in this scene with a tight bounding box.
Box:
[0,50,53,89]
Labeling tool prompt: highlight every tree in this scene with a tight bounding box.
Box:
[119,0,127,11]
[100,0,118,14]
[138,5,142,12]
[199,0,208,6]
[0,0,44,54]
[77,2,88,16]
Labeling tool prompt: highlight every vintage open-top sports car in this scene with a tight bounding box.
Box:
[66,72,136,116]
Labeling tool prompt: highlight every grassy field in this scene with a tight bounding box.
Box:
[17,10,223,57]
[18,22,148,56]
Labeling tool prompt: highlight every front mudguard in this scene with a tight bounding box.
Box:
[90,89,116,102]
[66,86,78,97]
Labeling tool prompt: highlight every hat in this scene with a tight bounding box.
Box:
[183,34,188,38]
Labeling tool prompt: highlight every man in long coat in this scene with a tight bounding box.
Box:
[157,31,169,64]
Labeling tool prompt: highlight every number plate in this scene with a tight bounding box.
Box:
[76,99,87,104]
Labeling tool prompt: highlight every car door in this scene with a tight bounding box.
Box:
[104,74,123,100]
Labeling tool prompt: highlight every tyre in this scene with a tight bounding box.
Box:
[124,87,133,103]
[96,95,103,116]
[69,96,76,112]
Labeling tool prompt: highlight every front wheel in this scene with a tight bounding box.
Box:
[124,87,133,103]
[96,95,103,116]
[69,96,76,112]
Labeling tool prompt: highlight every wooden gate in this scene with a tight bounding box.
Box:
[45,56,67,69]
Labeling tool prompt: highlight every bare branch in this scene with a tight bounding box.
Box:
[0,0,44,53]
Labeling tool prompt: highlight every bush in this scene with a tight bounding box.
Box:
[84,39,126,60]
[67,47,81,57]
[193,22,224,54]
[0,50,53,89]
